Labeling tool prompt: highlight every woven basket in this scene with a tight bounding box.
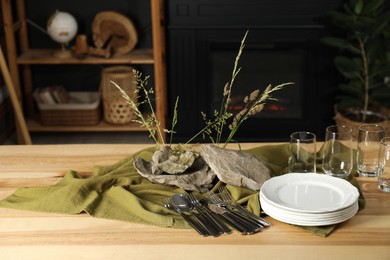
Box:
[36,92,101,126]
[103,99,136,124]
[100,66,137,124]
[374,105,390,136]
[334,108,388,140]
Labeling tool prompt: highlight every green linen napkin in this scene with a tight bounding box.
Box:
[0,144,365,237]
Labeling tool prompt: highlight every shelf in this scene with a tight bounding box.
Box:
[27,119,149,132]
[2,0,166,144]
[17,48,154,65]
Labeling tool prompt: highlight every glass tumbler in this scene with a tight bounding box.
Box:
[378,137,390,192]
[322,125,353,178]
[288,131,317,173]
[357,124,385,177]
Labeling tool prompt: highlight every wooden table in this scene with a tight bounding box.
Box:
[0,143,389,259]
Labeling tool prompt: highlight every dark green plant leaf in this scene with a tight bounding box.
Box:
[321,37,349,48]
[351,57,363,67]
[324,0,389,112]
[328,11,357,30]
[370,62,390,78]
[321,37,361,54]
[343,2,354,14]
[339,83,364,98]
[384,30,390,40]
[371,87,390,101]
[363,0,385,14]
[334,56,361,79]
[371,16,390,37]
[371,87,390,107]
[336,96,362,110]
[353,0,364,14]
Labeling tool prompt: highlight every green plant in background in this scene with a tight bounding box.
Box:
[114,31,293,148]
[321,0,390,121]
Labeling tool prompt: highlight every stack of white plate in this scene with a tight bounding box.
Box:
[259,173,360,226]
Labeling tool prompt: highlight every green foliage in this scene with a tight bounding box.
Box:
[322,0,390,116]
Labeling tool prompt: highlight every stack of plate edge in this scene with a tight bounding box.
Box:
[259,173,360,226]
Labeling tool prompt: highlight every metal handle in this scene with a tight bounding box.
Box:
[202,207,231,234]
[174,206,209,237]
[232,204,271,227]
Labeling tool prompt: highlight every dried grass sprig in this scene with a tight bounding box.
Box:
[216,30,248,144]
[114,30,293,148]
[223,82,294,148]
[111,70,165,148]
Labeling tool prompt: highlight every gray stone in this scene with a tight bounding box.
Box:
[133,154,215,192]
[133,144,271,192]
[151,146,197,175]
[200,144,270,190]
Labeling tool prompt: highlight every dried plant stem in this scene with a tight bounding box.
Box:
[216,30,248,144]
[111,80,163,147]
[223,82,294,148]
[185,117,221,144]
[114,30,292,148]
[136,77,165,146]
[168,97,179,145]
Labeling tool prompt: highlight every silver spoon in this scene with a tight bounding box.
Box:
[172,194,220,237]
[164,197,209,237]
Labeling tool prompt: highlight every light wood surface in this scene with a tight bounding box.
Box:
[26,118,150,132]
[0,143,389,260]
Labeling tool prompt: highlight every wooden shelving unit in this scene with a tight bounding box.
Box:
[1,0,167,143]
[17,48,155,65]
[27,119,150,132]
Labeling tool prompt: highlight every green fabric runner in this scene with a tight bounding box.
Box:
[0,144,365,237]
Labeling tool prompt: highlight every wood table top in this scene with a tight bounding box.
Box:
[0,143,389,259]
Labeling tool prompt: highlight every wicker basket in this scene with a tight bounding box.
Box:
[36,92,101,126]
[334,109,388,140]
[374,105,390,136]
[100,66,137,124]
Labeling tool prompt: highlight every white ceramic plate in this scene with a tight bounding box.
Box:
[260,173,359,213]
[260,192,358,219]
[260,198,359,226]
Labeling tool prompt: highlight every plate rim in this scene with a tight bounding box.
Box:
[260,173,359,213]
[260,198,359,226]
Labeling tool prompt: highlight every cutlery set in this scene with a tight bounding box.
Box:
[163,187,270,237]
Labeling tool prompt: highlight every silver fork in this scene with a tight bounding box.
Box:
[207,190,263,233]
[187,192,231,234]
[162,197,209,237]
[218,187,270,227]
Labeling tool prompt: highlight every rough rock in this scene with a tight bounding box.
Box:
[200,144,270,190]
[133,155,215,192]
[151,146,197,175]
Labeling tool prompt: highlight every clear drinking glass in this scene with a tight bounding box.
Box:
[288,131,317,173]
[322,125,353,178]
[357,124,385,177]
[378,137,390,192]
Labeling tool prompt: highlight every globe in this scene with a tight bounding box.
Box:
[47,11,78,44]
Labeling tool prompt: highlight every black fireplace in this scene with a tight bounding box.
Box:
[166,0,341,142]
[210,40,305,120]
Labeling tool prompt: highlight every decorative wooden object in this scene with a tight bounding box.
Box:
[91,11,138,57]
[0,44,31,144]
[74,34,89,58]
